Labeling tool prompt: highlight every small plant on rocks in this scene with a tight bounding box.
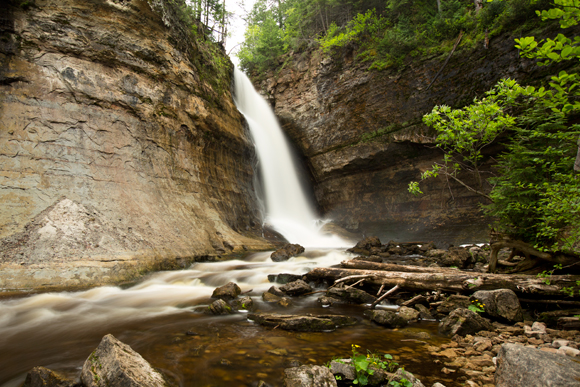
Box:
[349,344,398,385]
[468,299,485,313]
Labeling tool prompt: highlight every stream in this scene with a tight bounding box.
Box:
[0,249,453,387]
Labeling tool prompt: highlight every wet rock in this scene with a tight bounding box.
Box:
[208,299,234,315]
[347,236,382,256]
[271,244,305,262]
[365,310,408,328]
[470,289,523,323]
[267,286,287,297]
[415,304,435,320]
[231,296,255,311]
[388,368,425,387]
[23,366,75,387]
[248,313,357,332]
[268,273,303,284]
[283,365,337,387]
[440,247,473,268]
[495,343,580,387]
[279,280,313,296]
[211,282,241,300]
[81,334,167,387]
[326,283,376,304]
[437,295,470,315]
[439,308,495,337]
[398,306,420,322]
[317,296,343,307]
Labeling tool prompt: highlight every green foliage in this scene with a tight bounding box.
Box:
[468,299,485,313]
[336,344,399,386]
[537,264,563,285]
[409,0,580,254]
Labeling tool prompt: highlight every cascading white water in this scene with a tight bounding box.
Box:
[233,68,347,247]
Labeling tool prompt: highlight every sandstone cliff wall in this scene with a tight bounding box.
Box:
[0,0,271,289]
[256,25,579,247]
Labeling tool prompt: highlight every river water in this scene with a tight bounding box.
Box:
[0,249,453,387]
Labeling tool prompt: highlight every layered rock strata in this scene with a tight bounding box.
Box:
[256,25,579,245]
[0,0,271,289]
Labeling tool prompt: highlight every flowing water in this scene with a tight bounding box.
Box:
[0,71,455,386]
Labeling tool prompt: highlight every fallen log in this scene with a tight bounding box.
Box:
[304,267,580,297]
[341,260,460,274]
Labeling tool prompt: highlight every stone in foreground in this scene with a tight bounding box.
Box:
[388,368,425,387]
[495,343,580,387]
[439,308,494,336]
[208,299,234,315]
[284,365,337,387]
[23,366,75,387]
[81,334,167,387]
[279,279,313,296]
[470,289,523,322]
[248,313,357,331]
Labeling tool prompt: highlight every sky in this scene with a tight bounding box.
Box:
[224,0,256,66]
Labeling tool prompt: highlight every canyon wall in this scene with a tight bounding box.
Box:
[256,25,578,247]
[0,0,271,289]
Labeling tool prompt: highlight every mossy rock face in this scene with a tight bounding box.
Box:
[365,310,408,328]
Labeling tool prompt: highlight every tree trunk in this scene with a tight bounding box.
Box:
[341,260,461,274]
[305,267,580,297]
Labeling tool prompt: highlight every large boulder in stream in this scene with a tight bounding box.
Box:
[248,313,357,332]
[279,280,313,296]
[81,334,167,387]
[365,310,408,328]
[495,343,580,387]
[470,289,523,323]
[284,365,337,387]
[211,282,241,300]
[347,236,382,255]
[208,299,235,315]
[271,244,305,262]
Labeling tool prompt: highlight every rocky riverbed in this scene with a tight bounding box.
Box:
[10,239,580,387]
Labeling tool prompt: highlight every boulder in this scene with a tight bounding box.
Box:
[208,299,234,315]
[495,343,580,387]
[262,291,282,302]
[326,284,376,304]
[271,244,305,262]
[280,280,313,296]
[439,308,495,337]
[365,310,408,328]
[267,286,287,297]
[329,359,390,385]
[211,282,241,300]
[23,367,75,387]
[470,289,523,322]
[248,313,357,332]
[277,297,293,307]
[398,306,420,322]
[284,365,337,387]
[442,247,473,268]
[81,334,167,387]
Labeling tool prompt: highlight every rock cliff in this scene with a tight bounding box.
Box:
[256,25,579,246]
[0,0,271,289]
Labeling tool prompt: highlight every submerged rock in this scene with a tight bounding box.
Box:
[211,282,241,300]
[271,244,305,262]
[495,343,580,387]
[23,366,75,387]
[268,273,303,284]
[388,369,425,387]
[81,334,166,387]
[439,308,495,337]
[284,365,337,387]
[231,296,255,311]
[248,313,357,332]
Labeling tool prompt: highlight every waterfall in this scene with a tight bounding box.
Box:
[233,68,347,248]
